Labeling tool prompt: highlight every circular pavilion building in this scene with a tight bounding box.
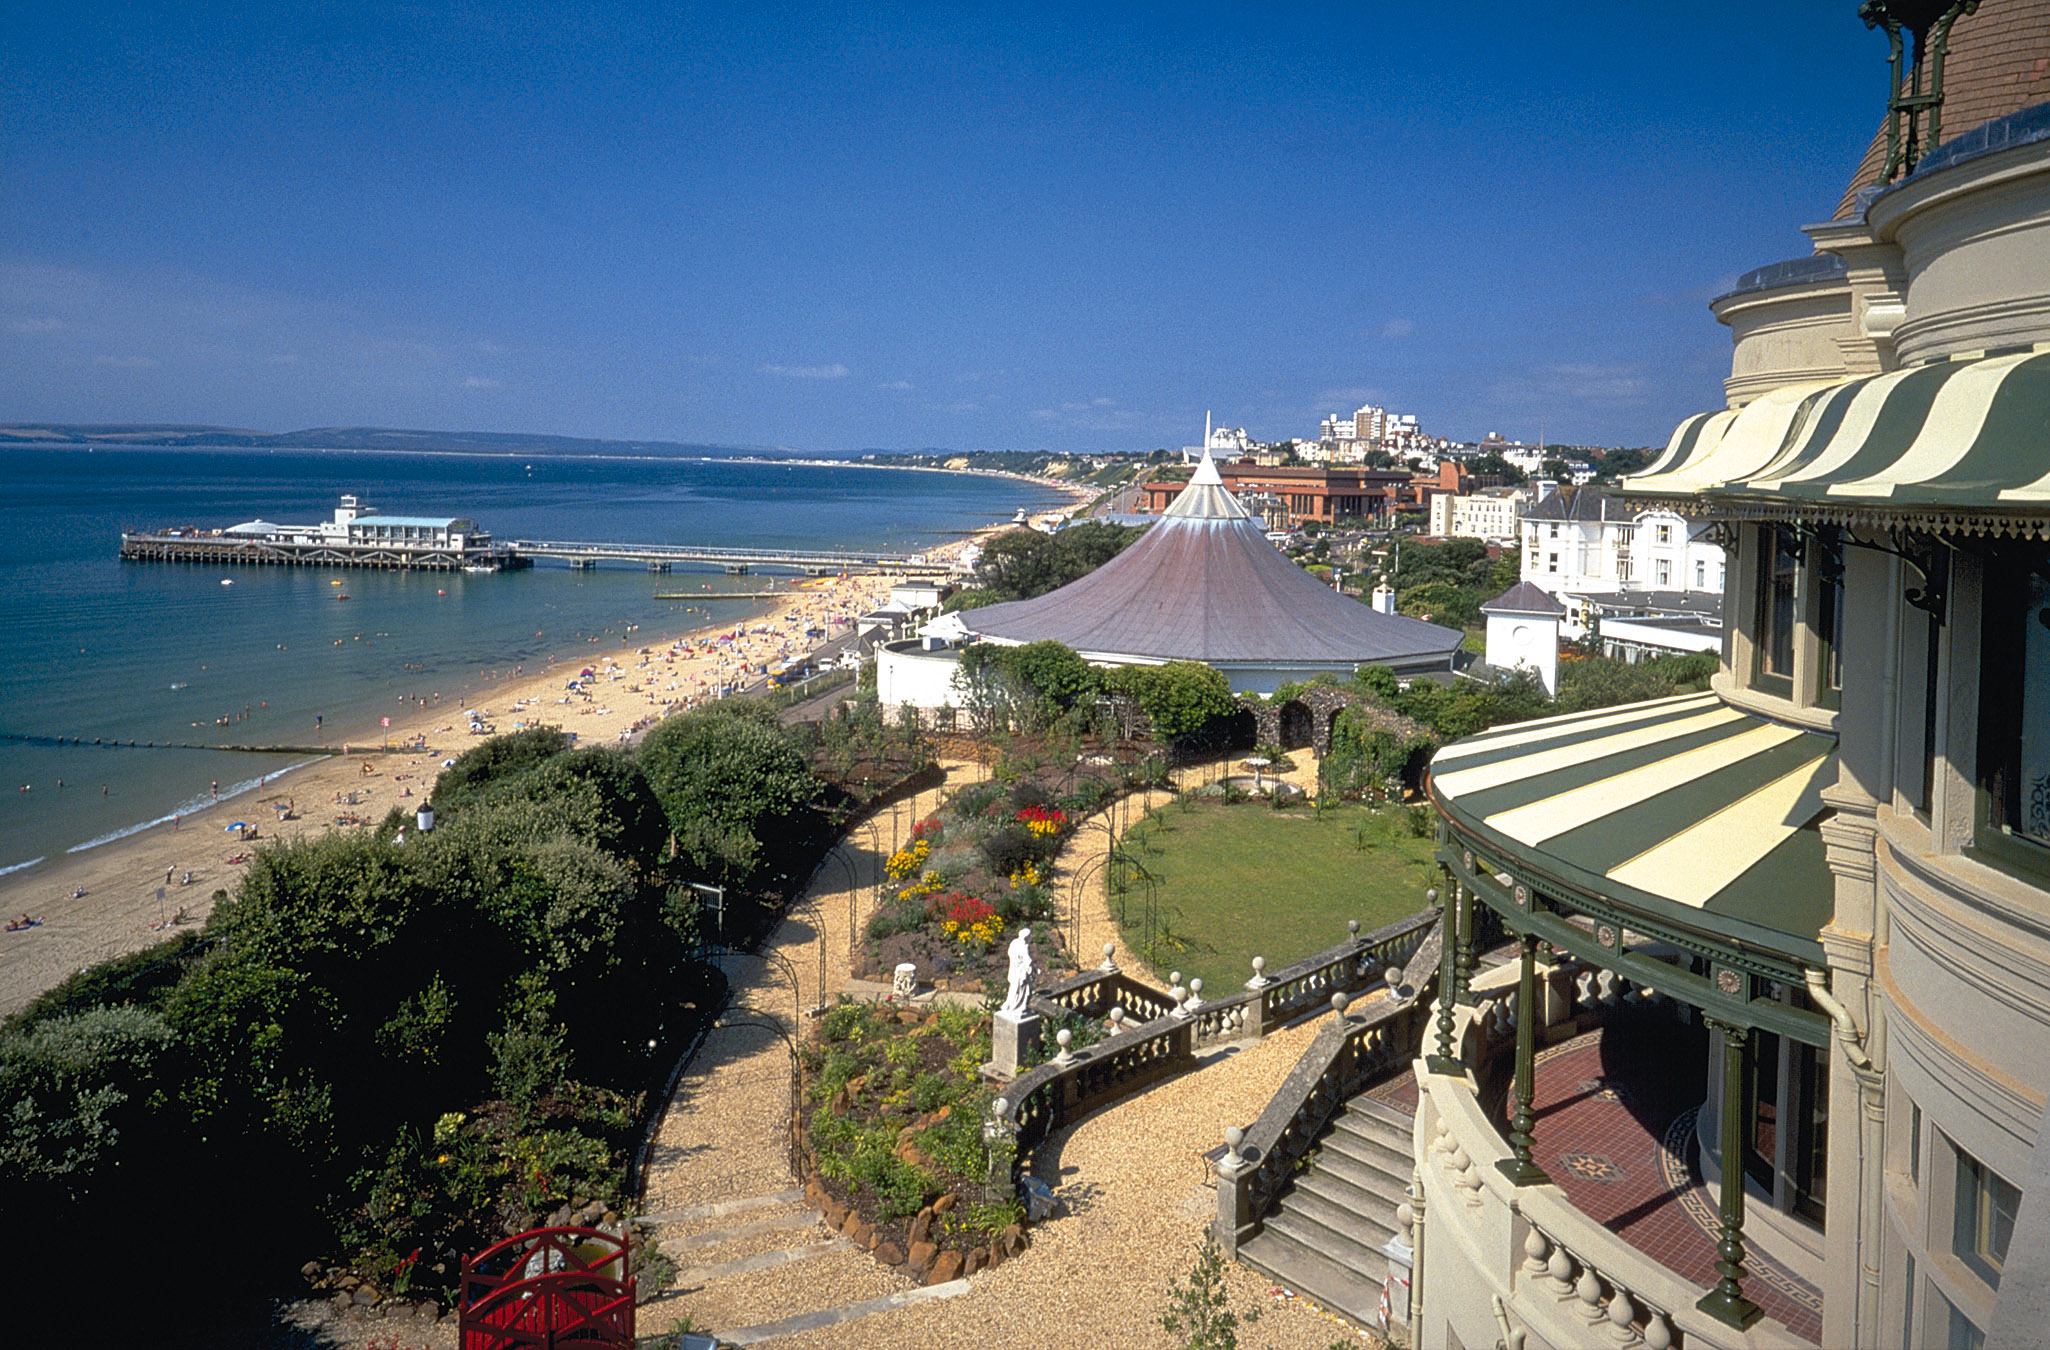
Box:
[878,451,1464,708]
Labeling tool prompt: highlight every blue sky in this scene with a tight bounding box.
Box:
[2,2,1887,451]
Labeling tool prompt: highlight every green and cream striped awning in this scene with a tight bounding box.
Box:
[1628,347,2050,529]
[1428,691,1837,958]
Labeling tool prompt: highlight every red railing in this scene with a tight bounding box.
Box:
[459,1226,635,1349]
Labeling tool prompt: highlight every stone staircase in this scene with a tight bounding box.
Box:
[1236,1095,1413,1326]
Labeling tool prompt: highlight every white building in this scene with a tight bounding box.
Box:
[1520,485,1726,637]
[1430,487,1530,542]
[1404,14,2050,1350]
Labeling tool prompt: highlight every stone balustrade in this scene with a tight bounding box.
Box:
[1215,922,1444,1258]
[991,906,1442,1200]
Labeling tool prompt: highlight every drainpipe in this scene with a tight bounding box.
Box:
[1807,968,1884,1346]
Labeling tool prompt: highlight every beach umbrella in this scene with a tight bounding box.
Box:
[225,821,248,831]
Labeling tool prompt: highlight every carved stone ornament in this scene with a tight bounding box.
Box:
[1716,968,1744,997]
[1595,924,1617,948]
[1512,883,1530,909]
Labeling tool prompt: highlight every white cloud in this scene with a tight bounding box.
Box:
[475,339,506,355]
[1381,318,1415,339]
[879,379,914,390]
[93,354,158,368]
[6,317,63,334]
[761,362,849,379]
[462,376,502,388]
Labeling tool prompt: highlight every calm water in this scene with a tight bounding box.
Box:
[0,447,1065,876]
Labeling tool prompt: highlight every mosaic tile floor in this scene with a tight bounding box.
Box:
[1521,1020,1824,1344]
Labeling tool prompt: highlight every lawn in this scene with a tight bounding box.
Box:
[1110,800,1440,998]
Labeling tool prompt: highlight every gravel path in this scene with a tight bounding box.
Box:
[634,758,1388,1347]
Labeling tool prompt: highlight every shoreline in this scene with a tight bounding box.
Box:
[0,481,1093,1018]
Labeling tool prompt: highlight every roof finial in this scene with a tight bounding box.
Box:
[1862,0,1980,182]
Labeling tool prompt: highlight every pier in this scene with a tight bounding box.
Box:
[118,495,959,577]
[504,539,952,576]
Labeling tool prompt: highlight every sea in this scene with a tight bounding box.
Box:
[0,446,1069,878]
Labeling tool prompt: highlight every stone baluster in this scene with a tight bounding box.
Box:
[1522,1226,1550,1280]
[1546,1241,1578,1298]
[1642,1310,1673,1350]
[1576,1268,1607,1327]
[1606,1286,1639,1346]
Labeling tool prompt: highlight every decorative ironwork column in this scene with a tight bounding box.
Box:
[1697,1016,1764,1329]
[1496,932,1549,1187]
[1427,886,1461,1073]
[1453,885,1476,1007]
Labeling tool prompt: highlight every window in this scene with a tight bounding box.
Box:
[1816,527,1845,709]
[1547,553,1558,573]
[1953,1145,2021,1286]
[1902,1254,1917,1350]
[1941,1288,1985,1350]
[1549,524,1559,538]
[1752,525,1801,697]
[1657,523,1673,544]
[1656,560,1671,587]
[1979,541,2050,855]
[1696,559,1706,589]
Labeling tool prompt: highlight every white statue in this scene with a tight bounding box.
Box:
[999,927,1035,1018]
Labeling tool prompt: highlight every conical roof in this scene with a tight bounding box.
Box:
[959,451,1464,668]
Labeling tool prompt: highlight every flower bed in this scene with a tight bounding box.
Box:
[856,773,1090,987]
[797,1001,1028,1280]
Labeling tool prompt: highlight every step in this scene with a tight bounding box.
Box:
[719,1278,972,1346]
[660,1209,826,1256]
[1238,1227,1382,1328]
[671,1237,847,1287]
[1320,1120,1412,1184]
[1312,1138,1410,1196]
[1341,1096,1416,1147]
[1276,1180,1397,1256]
[637,1188,806,1228]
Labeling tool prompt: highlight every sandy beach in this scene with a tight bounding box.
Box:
[0,490,1090,1019]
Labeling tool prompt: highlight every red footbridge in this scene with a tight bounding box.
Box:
[458,1226,635,1349]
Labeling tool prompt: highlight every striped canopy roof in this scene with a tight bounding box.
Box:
[1627,347,2050,531]
[1428,691,1836,960]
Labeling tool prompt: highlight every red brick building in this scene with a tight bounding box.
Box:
[1138,463,1415,525]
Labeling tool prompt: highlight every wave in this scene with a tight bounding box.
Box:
[0,855,46,878]
[63,757,325,856]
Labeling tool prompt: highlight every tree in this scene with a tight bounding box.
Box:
[0,1006,174,1205]
[430,726,573,816]
[638,705,823,890]
[1109,661,1237,745]
[967,522,1147,602]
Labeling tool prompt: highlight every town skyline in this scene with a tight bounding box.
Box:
[4,3,1885,452]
